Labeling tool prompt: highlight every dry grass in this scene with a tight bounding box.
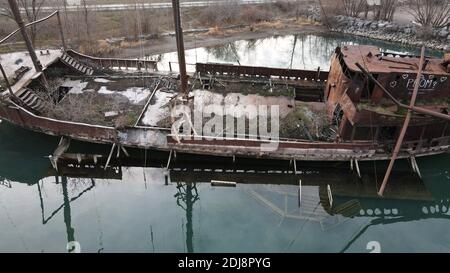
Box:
[295,17,320,25]
[119,40,143,48]
[252,20,286,30]
[42,91,140,127]
[205,26,225,36]
[78,39,121,56]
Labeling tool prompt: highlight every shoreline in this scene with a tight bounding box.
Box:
[113,21,447,59]
[330,15,449,52]
[334,29,449,52]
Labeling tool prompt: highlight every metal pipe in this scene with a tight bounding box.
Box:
[171,0,188,97]
[7,0,42,72]
[25,10,59,27]
[0,62,16,99]
[355,62,450,121]
[0,11,59,45]
[378,46,426,197]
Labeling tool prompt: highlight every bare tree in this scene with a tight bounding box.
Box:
[80,0,90,41]
[408,0,450,29]
[373,0,398,21]
[317,0,344,29]
[0,0,47,46]
[59,0,69,26]
[200,0,240,25]
[341,0,367,17]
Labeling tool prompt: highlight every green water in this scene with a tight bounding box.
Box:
[0,33,449,253]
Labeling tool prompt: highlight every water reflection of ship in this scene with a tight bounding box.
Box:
[2,140,449,252]
[37,176,96,253]
[46,152,448,202]
[55,153,449,222]
[170,164,450,252]
[169,167,449,228]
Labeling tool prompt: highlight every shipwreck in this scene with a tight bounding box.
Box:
[0,1,449,195]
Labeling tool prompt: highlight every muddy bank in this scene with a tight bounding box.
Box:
[115,22,328,58]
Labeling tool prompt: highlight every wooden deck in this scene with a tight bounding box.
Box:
[0,49,62,94]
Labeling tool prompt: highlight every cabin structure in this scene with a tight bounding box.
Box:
[325,45,450,153]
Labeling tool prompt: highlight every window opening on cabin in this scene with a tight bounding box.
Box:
[295,86,323,102]
[364,73,378,99]
[378,126,397,142]
[332,104,344,127]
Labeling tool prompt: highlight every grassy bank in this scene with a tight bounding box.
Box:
[0,1,318,55]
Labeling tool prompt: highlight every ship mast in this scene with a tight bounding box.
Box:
[7,0,43,73]
[378,46,426,197]
[171,0,188,98]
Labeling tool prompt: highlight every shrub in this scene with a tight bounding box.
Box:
[241,6,274,24]
[198,1,240,26]
[415,26,434,40]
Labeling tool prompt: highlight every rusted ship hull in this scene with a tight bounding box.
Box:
[1,98,448,162]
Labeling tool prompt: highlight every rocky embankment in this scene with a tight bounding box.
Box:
[330,15,450,51]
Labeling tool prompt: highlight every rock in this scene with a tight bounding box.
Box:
[378,22,388,29]
[104,111,119,119]
[385,24,399,33]
[438,29,449,38]
[370,22,378,30]
[447,34,450,41]
[357,21,364,28]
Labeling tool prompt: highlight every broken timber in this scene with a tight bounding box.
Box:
[50,136,71,171]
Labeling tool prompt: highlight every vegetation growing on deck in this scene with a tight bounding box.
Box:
[280,101,336,141]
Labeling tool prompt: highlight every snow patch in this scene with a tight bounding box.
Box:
[191,89,293,119]
[141,90,175,126]
[62,79,89,94]
[98,86,150,104]
[122,87,151,104]
[98,86,115,95]
[94,78,113,83]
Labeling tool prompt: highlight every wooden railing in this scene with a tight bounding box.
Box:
[195,63,329,82]
[66,49,158,71]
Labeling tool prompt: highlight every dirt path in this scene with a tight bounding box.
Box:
[117,22,328,58]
